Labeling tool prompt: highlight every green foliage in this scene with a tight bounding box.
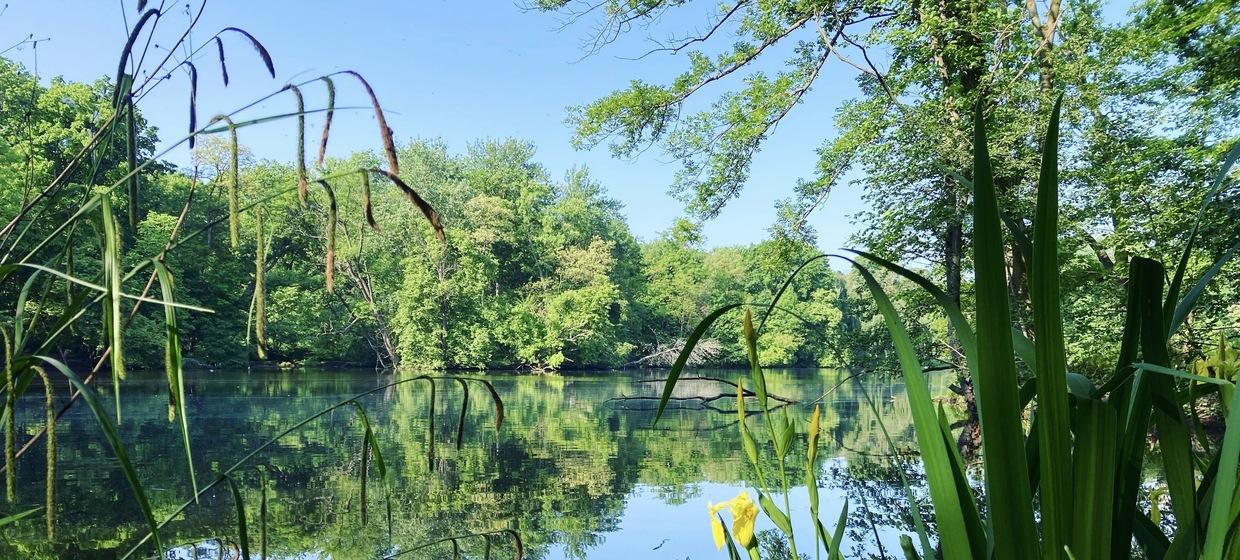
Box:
[663,99,1240,559]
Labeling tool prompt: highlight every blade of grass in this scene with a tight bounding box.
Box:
[1204,420,1240,557]
[1163,140,1240,336]
[1029,95,1074,556]
[654,303,744,423]
[225,475,251,560]
[969,99,1039,560]
[0,506,41,528]
[1069,397,1118,560]
[101,196,125,424]
[845,257,975,560]
[150,259,198,500]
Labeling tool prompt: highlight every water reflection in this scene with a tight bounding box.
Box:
[3,368,951,559]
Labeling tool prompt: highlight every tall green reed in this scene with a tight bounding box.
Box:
[658,96,1240,559]
[0,1,494,557]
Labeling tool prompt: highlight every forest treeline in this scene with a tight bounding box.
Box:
[0,59,932,372]
[1,0,1236,375]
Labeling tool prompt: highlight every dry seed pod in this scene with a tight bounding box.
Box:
[112,9,158,108]
[208,115,241,249]
[221,27,275,78]
[360,170,378,230]
[341,71,399,175]
[317,180,338,292]
[214,37,229,86]
[317,76,335,167]
[35,366,55,540]
[286,85,307,204]
[369,168,443,242]
[187,62,198,148]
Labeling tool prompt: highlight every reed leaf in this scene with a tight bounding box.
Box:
[969,100,1039,559]
[1163,140,1239,337]
[1203,375,1240,558]
[360,427,369,524]
[757,254,827,333]
[856,381,935,558]
[654,303,744,422]
[1029,95,1074,556]
[318,76,335,166]
[221,27,275,78]
[253,204,267,359]
[258,468,268,559]
[1137,262,1197,551]
[829,499,848,560]
[150,258,198,499]
[846,258,975,559]
[101,196,126,423]
[1111,257,1163,559]
[1169,239,1239,339]
[1069,397,1117,560]
[225,475,251,560]
[35,355,163,556]
[0,507,41,528]
[342,71,398,175]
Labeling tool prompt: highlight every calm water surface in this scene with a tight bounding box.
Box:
[5,368,951,559]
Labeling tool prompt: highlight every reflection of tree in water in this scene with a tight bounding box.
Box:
[1,368,951,559]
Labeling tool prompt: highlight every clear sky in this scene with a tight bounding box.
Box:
[0,1,1131,250]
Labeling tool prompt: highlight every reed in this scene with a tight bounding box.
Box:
[659,97,1240,559]
[0,2,489,557]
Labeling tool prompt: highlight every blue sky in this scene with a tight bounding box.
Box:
[0,1,1132,250]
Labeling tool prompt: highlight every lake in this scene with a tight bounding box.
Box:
[3,368,953,559]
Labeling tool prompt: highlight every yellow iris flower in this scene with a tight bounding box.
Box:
[707,490,760,550]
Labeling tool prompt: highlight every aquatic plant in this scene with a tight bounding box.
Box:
[662,97,1240,559]
[0,2,514,557]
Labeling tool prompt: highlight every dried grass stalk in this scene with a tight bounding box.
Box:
[3,327,14,503]
[187,62,198,148]
[286,85,307,204]
[342,71,399,175]
[112,9,158,108]
[318,180,338,292]
[214,37,229,86]
[35,366,54,540]
[369,168,443,242]
[209,115,241,249]
[221,27,275,78]
[360,170,378,230]
[317,76,336,167]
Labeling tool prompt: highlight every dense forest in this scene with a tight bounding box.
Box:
[0,0,1235,377]
[2,0,1238,377]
